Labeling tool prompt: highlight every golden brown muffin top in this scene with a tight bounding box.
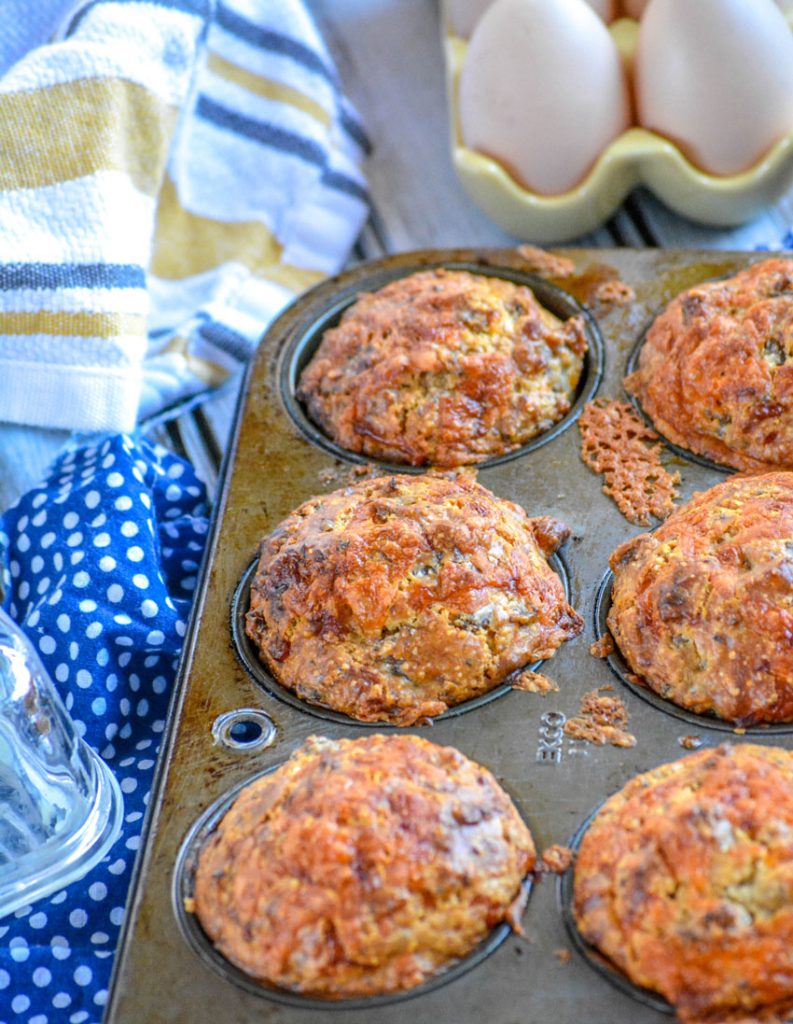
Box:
[193,734,535,999]
[297,268,587,467]
[626,258,793,471]
[245,472,582,725]
[607,471,793,725]
[573,744,793,1024]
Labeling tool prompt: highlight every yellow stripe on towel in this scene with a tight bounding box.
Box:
[162,334,228,386]
[0,310,145,338]
[151,176,324,292]
[0,78,177,196]
[206,51,332,128]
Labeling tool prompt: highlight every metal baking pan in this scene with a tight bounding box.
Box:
[106,247,785,1024]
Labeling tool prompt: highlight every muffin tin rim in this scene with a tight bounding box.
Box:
[624,318,737,476]
[556,804,675,1017]
[231,548,574,728]
[277,256,605,475]
[173,756,535,1010]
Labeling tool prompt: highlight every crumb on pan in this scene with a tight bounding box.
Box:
[679,735,703,750]
[591,279,635,310]
[564,689,636,748]
[516,244,575,278]
[317,463,380,486]
[537,844,574,874]
[297,268,587,467]
[511,668,559,694]
[579,398,681,526]
[589,634,614,659]
[553,948,573,966]
[193,734,535,999]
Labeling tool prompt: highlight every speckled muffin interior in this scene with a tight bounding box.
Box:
[192,734,535,999]
[625,258,793,470]
[245,472,582,725]
[607,471,793,726]
[573,744,793,1024]
[297,268,588,467]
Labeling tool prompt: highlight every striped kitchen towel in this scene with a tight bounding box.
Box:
[0,0,368,433]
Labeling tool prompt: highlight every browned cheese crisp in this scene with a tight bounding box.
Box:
[563,688,636,749]
[579,398,681,526]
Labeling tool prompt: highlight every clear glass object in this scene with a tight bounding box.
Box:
[0,607,123,917]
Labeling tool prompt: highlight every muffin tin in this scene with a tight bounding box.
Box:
[173,758,535,1011]
[107,247,790,1024]
[443,9,793,242]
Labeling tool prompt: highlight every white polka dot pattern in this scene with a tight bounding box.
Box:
[0,435,208,1022]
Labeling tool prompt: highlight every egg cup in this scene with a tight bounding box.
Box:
[444,12,793,242]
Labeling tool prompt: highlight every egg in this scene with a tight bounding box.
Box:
[636,0,793,176]
[621,0,649,17]
[586,0,617,20]
[446,0,497,37]
[447,0,615,35]
[459,0,630,195]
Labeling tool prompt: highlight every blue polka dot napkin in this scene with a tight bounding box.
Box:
[0,435,209,1024]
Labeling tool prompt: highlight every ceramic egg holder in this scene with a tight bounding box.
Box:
[444,12,793,241]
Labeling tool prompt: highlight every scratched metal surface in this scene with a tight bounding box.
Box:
[106,248,787,1024]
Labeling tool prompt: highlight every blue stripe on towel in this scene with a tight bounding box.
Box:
[339,105,373,157]
[216,2,336,84]
[195,313,252,362]
[0,263,145,290]
[321,168,368,202]
[197,96,367,201]
[65,0,210,37]
[197,94,326,164]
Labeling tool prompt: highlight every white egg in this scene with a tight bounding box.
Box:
[585,0,617,20]
[636,0,793,175]
[459,0,630,195]
[446,0,497,37]
[621,0,649,17]
[447,0,615,36]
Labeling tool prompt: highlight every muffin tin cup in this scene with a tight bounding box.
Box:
[556,808,674,1017]
[173,762,535,1011]
[231,551,574,727]
[108,249,793,1024]
[624,324,736,475]
[594,569,793,737]
[279,257,605,474]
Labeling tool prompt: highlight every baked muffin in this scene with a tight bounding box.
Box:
[245,472,582,725]
[607,471,793,725]
[625,258,793,471]
[297,268,588,466]
[193,734,535,999]
[573,744,793,1024]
